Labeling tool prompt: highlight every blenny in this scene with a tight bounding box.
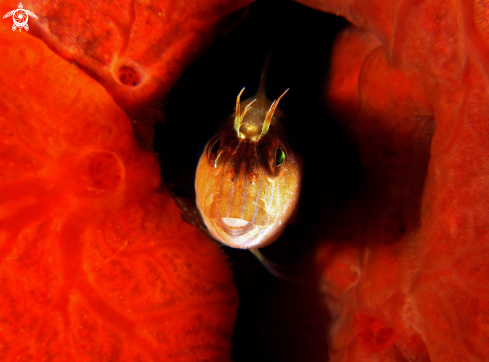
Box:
[195,61,302,276]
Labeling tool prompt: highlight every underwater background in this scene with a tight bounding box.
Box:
[1,0,488,360]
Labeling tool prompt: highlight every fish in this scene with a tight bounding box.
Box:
[195,58,302,276]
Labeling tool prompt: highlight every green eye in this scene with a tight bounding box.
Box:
[275,148,286,166]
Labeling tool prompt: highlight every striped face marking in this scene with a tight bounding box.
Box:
[195,92,301,249]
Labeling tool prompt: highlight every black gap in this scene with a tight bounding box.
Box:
[154,1,363,361]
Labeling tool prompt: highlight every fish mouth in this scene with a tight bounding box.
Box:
[205,200,272,227]
[216,218,256,237]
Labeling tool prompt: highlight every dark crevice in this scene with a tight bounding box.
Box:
[154,1,361,361]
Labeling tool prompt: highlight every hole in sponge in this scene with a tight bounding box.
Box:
[118,65,140,86]
[82,151,124,192]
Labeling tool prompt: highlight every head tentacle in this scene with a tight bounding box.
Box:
[234,88,257,139]
[234,87,246,135]
[260,88,289,139]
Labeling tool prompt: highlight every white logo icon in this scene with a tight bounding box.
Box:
[3,3,37,32]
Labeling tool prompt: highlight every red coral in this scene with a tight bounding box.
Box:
[0,9,237,361]
[25,0,253,110]
[24,0,253,146]
[282,0,489,358]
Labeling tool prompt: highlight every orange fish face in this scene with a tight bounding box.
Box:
[195,96,301,249]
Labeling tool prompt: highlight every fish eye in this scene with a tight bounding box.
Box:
[210,138,221,154]
[275,148,286,166]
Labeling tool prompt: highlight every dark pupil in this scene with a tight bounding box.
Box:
[275,148,285,166]
[211,139,221,154]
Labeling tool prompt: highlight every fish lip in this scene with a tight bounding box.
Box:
[205,200,272,226]
[216,218,255,237]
